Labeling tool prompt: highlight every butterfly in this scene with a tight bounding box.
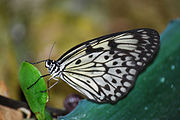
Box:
[27,28,160,104]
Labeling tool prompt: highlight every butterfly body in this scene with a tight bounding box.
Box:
[31,28,160,104]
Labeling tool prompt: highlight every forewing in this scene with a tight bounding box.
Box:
[58,28,160,103]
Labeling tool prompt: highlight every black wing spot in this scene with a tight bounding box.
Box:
[104,55,109,60]
[89,54,93,58]
[75,59,81,64]
[104,84,110,91]
[112,79,117,83]
[116,69,121,74]
[113,61,118,65]
[86,46,104,54]
[108,40,117,48]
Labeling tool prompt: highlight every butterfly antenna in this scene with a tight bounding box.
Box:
[25,60,47,64]
[49,42,56,59]
[25,42,55,65]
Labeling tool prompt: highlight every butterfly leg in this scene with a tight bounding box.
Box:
[27,74,50,89]
[41,77,60,93]
[47,77,60,91]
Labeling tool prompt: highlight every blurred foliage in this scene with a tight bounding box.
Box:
[0,0,180,109]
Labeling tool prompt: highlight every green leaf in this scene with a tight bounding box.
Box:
[19,61,49,120]
[58,18,180,120]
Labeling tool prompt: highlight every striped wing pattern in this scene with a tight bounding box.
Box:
[57,28,160,103]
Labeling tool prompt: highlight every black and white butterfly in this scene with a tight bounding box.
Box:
[27,28,160,104]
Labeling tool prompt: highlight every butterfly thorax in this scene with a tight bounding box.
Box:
[45,59,61,76]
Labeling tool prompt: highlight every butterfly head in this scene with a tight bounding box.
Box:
[45,59,60,74]
[45,59,54,68]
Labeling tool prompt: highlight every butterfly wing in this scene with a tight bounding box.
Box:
[57,28,160,103]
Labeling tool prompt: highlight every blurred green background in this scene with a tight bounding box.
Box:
[0,0,180,108]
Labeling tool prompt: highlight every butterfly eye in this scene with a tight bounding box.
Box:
[47,60,51,65]
[45,60,51,68]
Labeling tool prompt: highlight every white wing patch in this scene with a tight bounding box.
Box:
[117,44,137,50]
[115,39,138,44]
[114,34,133,39]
